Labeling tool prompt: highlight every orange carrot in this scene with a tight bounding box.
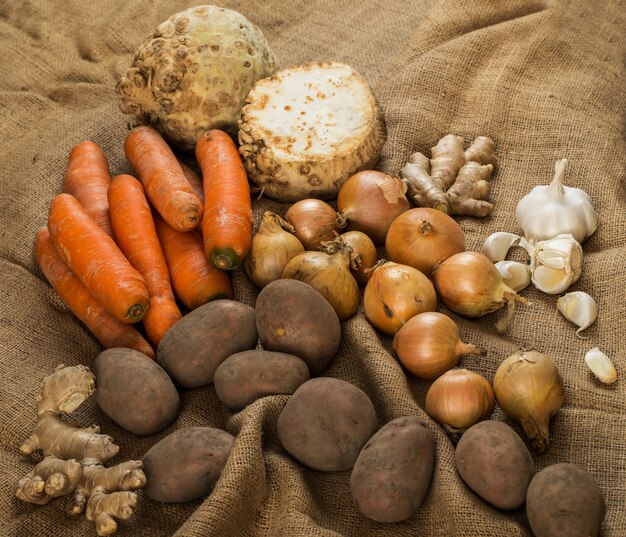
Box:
[47,193,149,323]
[35,227,154,357]
[108,174,182,345]
[63,141,114,238]
[178,159,204,234]
[196,129,253,270]
[124,126,203,232]
[178,160,204,204]
[153,212,232,311]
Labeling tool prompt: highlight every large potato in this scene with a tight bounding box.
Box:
[95,347,179,436]
[277,377,377,471]
[156,299,257,388]
[350,416,436,522]
[214,350,310,410]
[526,463,606,537]
[142,426,236,503]
[255,280,341,375]
[455,420,534,510]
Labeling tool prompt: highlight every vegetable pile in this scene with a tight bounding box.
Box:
[18,5,611,537]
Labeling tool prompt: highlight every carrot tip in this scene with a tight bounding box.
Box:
[126,303,148,323]
[211,248,241,271]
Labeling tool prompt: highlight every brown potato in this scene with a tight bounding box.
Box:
[277,377,377,471]
[455,420,534,510]
[95,347,179,436]
[214,350,310,410]
[350,416,436,522]
[526,463,606,537]
[142,426,236,503]
[156,299,257,388]
[255,279,341,375]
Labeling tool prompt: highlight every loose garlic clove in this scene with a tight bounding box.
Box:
[585,348,617,384]
[494,261,531,292]
[521,234,583,294]
[557,291,597,338]
[481,232,520,262]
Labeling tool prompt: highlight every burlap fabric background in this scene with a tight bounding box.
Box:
[1,0,625,535]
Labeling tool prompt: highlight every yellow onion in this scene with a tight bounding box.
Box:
[285,199,338,250]
[244,212,305,289]
[363,261,437,335]
[336,170,409,245]
[493,350,565,454]
[338,231,378,286]
[392,312,484,379]
[432,251,527,332]
[425,368,495,442]
[385,207,466,275]
[281,240,359,321]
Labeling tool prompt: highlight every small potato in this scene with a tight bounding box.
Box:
[142,426,236,503]
[277,377,377,471]
[95,347,179,436]
[256,279,341,375]
[455,420,534,510]
[351,416,436,522]
[526,463,606,537]
[214,350,310,410]
[157,299,257,388]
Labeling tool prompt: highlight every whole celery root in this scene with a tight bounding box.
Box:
[16,364,146,536]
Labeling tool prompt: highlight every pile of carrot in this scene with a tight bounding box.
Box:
[36,127,252,357]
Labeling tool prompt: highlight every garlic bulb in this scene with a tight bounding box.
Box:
[494,261,531,292]
[515,158,598,243]
[481,232,520,262]
[520,234,583,294]
[584,348,617,384]
[557,291,597,338]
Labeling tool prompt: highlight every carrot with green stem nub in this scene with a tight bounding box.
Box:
[153,212,232,311]
[108,174,182,345]
[48,193,149,323]
[63,141,114,238]
[125,126,203,232]
[196,129,253,270]
[35,227,154,357]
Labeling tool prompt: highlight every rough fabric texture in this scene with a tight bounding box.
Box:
[1,0,625,536]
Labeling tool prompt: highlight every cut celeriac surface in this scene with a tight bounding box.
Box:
[238,61,386,202]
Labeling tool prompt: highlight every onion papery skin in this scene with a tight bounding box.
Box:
[432,251,526,332]
[392,311,483,379]
[493,350,565,454]
[337,170,409,245]
[285,199,338,251]
[425,368,495,441]
[363,262,437,336]
[339,231,378,286]
[385,207,466,275]
[281,251,360,321]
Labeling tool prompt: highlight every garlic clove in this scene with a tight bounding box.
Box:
[522,234,583,295]
[585,348,617,384]
[481,232,520,262]
[531,265,574,294]
[557,291,597,338]
[494,261,531,291]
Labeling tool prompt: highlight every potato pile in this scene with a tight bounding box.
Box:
[90,278,439,522]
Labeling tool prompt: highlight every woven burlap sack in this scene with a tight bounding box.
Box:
[1,0,624,536]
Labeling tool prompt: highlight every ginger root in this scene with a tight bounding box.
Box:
[16,364,146,536]
[401,135,497,217]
